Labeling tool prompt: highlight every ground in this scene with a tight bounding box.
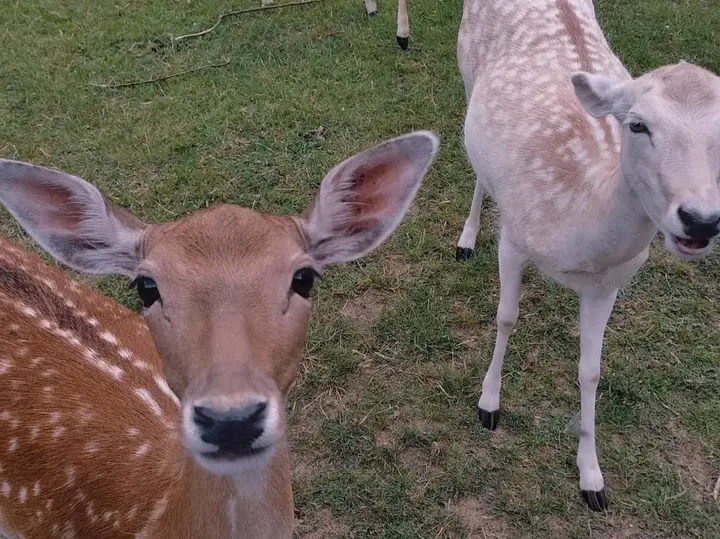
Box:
[0,0,718,537]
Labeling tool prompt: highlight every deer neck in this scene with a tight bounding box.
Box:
[577,162,657,270]
[150,440,293,539]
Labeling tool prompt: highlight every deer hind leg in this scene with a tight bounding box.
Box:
[577,288,618,511]
[364,0,378,16]
[477,232,525,429]
[396,0,409,50]
[456,175,485,261]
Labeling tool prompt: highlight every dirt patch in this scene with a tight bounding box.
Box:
[341,289,385,334]
[384,254,417,280]
[665,422,717,501]
[295,508,353,539]
[375,430,394,449]
[448,497,509,538]
[595,516,652,539]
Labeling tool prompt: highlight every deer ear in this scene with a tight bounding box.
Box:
[0,159,146,276]
[571,71,631,119]
[303,131,439,267]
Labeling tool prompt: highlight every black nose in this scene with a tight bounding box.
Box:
[193,402,267,455]
[677,207,720,241]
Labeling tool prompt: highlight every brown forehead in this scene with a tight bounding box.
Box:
[143,204,307,274]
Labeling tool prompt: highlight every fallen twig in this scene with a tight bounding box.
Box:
[713,474,719,501]
[90,59,231,89]
[174,0,322,43]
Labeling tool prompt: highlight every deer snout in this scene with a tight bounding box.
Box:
[677,207,720,241]
[193,401,268,456]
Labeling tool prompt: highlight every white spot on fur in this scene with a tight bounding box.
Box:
[154,375,180,406]
[18,486,27,503]
[0,359,11,375]
[53,426,66,439]
[134,495,169,539]
[20,306,37,318]
[84,441,99,453]
[98,331,118,345]
[8,438,18,452]
[135,443,150,458]
[83,348,124,380]
[119,348,133,360]
[65,466,76,487]
[30,426,40,440]
[49,411,62,424]
[1,481,11,497]
[127,427,140,437]
[134,389,162,416]
[33,481,41,496]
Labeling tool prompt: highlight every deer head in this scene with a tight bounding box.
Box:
[0,131,439,477]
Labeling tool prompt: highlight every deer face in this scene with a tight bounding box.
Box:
[573,62,720,260]
[0,131,439,475]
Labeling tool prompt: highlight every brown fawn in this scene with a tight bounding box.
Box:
[0,131,438,538]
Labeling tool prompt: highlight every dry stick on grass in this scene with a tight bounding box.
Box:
[89,59,231,89]
[173,0,322,43]
[713,474,719,501]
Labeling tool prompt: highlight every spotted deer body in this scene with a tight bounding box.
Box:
[456,0,720,509]
[0,131,438,538]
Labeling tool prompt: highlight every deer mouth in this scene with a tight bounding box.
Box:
[672,235,711,255]
[201,445,269,461]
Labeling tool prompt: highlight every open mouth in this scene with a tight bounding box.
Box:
[672,235,711,255]
[201,445,269,461]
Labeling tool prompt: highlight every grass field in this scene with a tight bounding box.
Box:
[1,0,719,537]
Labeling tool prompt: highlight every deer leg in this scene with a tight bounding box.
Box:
[477,232,525,429]
[577,288,617,511]
[364,0,378,16]
[396,0,409,50]
[456,176,485,261]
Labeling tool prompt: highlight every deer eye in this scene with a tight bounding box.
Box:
[130,276,161,308]
[629,121,650,135]
[291,268,318,299]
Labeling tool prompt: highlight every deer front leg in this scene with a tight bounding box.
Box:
[577,288,618,511]
[477,232,525,429]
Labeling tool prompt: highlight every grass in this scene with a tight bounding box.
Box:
[1,0,719,537]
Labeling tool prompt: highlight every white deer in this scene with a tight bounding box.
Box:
[456,0,720,510]
[0,132,438,538]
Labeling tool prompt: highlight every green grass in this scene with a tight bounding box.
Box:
[1,0,719,537]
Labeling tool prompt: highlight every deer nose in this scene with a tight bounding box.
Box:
[677,207,720,241]
[193,401,267,455]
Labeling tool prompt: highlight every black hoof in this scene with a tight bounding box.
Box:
[396,35,409,50]
[581,489,608,512]
[456,247,474,261]
[477,407,499,430]
[368,10,377,17]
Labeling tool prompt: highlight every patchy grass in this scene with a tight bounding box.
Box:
[1,0,719,537]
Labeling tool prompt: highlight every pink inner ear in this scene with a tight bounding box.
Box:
[20,181,84,231]
[349,158,412,218]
